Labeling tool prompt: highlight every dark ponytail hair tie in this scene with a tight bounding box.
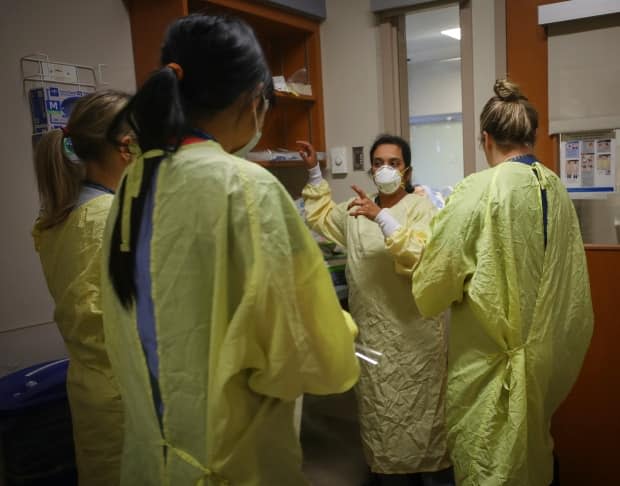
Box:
[166,62,184,81]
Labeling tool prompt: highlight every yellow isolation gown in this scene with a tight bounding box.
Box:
[101,140,360,485]
[33,191,123,486]
[413,160,594,485]
[303,180,450,474]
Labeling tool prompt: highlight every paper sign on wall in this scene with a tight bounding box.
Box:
[560,131,616,196]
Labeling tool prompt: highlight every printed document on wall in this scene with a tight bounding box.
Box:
[560,131,616,198]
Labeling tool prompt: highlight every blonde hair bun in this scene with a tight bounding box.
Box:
[494,79,526,102]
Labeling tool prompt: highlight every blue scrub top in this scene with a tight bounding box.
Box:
[135,165,162,415]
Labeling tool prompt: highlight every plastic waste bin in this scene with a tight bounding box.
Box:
[0,359,76,486]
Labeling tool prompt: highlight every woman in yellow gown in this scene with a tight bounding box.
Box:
[100,15,359,485]
[413,80,593,485]
[299,136,453,485]
[32,90,132,485]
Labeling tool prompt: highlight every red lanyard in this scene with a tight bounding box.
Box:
[181,129,216,146]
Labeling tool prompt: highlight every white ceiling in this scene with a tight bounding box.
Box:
[406,3,461,64]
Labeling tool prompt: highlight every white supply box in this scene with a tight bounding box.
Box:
[28,85,89,134]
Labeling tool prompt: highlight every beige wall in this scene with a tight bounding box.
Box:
[0,0,136,377]
[317,0,504,201]
[0,0,504,376]
[319,0,383,202]
[471,0,506,171]
[271,0,382,202]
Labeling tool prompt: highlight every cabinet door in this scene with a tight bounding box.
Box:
[127,0,326,165]
[198,0,326,160]
[126,0,188,86]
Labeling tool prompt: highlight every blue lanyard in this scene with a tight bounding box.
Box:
[189,129,216,141]
[508,154,538,166]
[508,154,548,249]
[83,180,115,195]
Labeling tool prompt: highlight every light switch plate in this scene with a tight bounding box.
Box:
[330,146,348,174]
[352,146,364,171]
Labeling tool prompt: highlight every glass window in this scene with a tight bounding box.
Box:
[405,3,463,192]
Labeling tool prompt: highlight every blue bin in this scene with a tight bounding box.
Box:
[0,359,69,413]
[0,359,77,486]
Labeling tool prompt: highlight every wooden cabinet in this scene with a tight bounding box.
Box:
[551,245,620,486]
[125,0,325,169]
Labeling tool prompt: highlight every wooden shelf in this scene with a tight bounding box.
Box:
[254,160,305,169]
[274,91,315,103]
[127,0,327,175]
[253,159,326,169]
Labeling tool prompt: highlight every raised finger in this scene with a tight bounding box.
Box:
[351,184,368,200]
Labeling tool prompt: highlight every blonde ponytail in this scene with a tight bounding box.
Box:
[493,79,526,102]
[33,90,129,230]
[33,129,85,230]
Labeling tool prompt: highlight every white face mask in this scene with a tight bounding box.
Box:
[233,97,268,159]
[373,165,403,195]
[233,130,262,159]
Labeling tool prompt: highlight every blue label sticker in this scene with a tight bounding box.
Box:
[45,100,60,111]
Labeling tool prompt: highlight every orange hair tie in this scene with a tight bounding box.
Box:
[166,62,184,81]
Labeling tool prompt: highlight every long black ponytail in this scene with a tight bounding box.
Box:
[108,14,272,308]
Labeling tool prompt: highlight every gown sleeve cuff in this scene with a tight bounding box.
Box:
[307,164,324,186]
[375,208,401,238]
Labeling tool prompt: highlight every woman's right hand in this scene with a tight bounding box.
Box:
[297,140,318,169]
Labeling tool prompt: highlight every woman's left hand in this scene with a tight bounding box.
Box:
[347,185,381,221]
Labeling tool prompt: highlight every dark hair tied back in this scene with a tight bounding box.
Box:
[108,14,272,308]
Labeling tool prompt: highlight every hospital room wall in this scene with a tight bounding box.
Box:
[0,0,136,377]
[281,0,504,203]
[0,0,383,377]
[318,0,383,201]
[272,0,383,202]
[0,0,501,376]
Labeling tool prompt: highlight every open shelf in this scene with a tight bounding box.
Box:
[253,160,326,169]
[274,91,315,103]
[128,0,326,173]
[254,160,305,169]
